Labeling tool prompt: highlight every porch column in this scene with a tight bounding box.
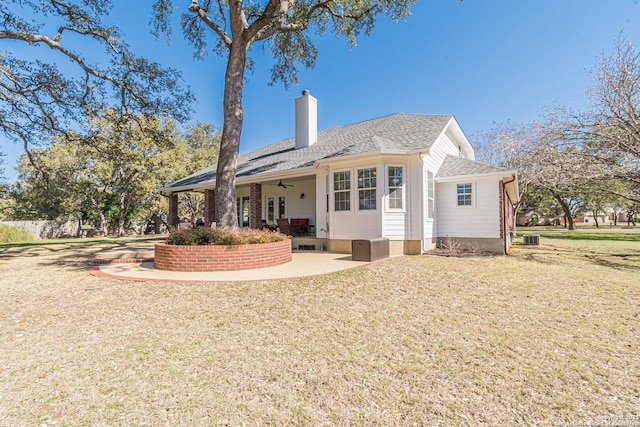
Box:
[168,193,180,229]
[249,183,262,229]
[204,189,216,227]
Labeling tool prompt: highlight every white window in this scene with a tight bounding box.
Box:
[266,197,275,223]
[388,166,403,210]
[265,196,286,223]
[334,171,351,211]
[358,167,377,210]
[278,196,286,218]
[427,171,434,218]
[457,183,472,206]
[236,196,250,227]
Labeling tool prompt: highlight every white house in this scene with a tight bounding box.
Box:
[160,91,519,254]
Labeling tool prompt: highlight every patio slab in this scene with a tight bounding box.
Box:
[90,246,374,282]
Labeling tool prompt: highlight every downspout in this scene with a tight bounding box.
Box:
[418,154,429,254]
[502,175,517,254]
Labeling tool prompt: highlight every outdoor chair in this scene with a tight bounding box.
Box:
[276,218,299,236]
[261,220,277,232]
[290,218,310,236]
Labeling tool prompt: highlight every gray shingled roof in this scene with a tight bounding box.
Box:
[436,155,510,178]
[161,114,453,191]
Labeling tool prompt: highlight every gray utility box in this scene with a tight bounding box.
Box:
[523,234,540,245]
[352,237,390,262]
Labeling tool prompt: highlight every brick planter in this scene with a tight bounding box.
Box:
[154,239,292,272]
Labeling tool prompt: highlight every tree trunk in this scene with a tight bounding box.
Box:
[88,195,109,236]
[512,200,523,236]
[592,209,599,228]
[215,41,246,228]
[552,192,575,230]
[118,190,127,237]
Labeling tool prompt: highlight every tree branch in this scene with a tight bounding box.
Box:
[189,2,232,48]
[0,31,121,87]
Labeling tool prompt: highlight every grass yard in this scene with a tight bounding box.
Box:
[0,231,638,426]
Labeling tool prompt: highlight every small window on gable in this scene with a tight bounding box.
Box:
[457,183,472,206]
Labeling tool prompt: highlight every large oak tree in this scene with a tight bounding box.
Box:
[1,0,193,167]
[153,0,417,227]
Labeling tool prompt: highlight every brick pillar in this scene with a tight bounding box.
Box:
[204,189,216,227]
[168,193,180,229]
[249,183,262,229]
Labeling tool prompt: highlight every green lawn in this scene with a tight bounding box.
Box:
[519,227,640,256]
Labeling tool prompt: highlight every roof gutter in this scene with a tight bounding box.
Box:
[502,173,519,205]
[159,165,319,194]
[434,169,519,183]
[314,149,420,169]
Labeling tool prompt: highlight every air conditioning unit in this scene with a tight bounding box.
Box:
[523,234,540,245]
[352,237,390,262]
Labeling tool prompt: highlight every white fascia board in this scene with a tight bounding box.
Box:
[314,149,415,169]
[159,182,212,194]
[434,170,518,183]
[443,116,475,159]
[235,166,316,185]
[314,150,381,167]
[160,167,319,194]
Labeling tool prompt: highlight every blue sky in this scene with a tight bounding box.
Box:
[3,0,640,182]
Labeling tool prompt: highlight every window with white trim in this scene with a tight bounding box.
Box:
[278,196,286,218]
[388,166,403,210]
[457,183,473,206]
[266,197,275,223]
[427,171,434,218]
[358,167,377,210]
[333,170,351,211]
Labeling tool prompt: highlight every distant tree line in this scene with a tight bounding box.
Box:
[475,38,640,230]
[2,116,221,236]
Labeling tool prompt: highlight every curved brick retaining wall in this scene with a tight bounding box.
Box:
[154,240,292,272]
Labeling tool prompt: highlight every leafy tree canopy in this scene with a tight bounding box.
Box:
[1,0,194,157]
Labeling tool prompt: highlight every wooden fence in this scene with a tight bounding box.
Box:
[0,220,79,239]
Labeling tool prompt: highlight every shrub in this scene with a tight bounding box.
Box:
[167,227,287,246]
[0,224,34,243]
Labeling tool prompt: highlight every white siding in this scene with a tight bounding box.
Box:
[422,126,473,249]
[405,156,423,240]
[320,155,424,241]
[333,211,380,239]
[382,211,405,238]
[436,177,501,239]
[315,168,329,238]
[381,159,410,240]
[326,159,383,240]
[422,169,436,249]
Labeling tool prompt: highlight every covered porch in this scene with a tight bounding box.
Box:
[165,174,319,236]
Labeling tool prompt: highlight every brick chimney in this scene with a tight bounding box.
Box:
[295,89,317,149]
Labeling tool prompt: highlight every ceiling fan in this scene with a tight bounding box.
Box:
[276,180,295,188]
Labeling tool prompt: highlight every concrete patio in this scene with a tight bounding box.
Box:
[90,243,374,282]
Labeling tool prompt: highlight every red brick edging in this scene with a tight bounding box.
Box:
[153,240,292,272]
[92,258,154,265]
